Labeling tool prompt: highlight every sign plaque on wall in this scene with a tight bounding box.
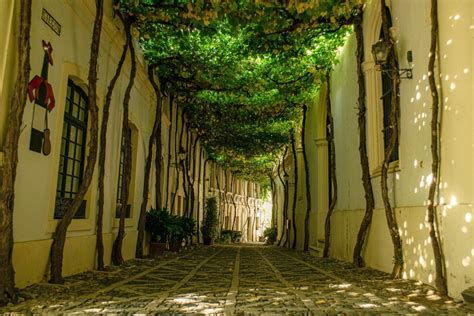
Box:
[41,9,61,36]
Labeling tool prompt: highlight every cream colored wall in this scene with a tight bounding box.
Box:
[9,0,153,286]
[272,0,473,300]
[329,204,474,299]
[328,0,473,300]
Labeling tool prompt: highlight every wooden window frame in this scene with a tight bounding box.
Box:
[115,126,132,218]
[55,80,88,219]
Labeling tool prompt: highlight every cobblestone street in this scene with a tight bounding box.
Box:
[1,245,472,314]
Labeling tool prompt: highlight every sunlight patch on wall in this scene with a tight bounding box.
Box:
[449,195,458,207]
[465,212,472,223]
[462,256,471,267]
[419,255,427,268]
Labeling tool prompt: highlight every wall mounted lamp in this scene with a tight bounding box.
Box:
[371,39,413,79]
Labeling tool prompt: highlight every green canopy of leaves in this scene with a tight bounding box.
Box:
[119,0,362,188]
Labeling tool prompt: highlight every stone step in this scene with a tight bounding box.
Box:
[462,286,474,304]
[309,245,323,258]
[317,238,325,247]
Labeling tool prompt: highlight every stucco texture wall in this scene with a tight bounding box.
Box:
[10,0,154,286]
[327,0,474,300]
[271,0,474,300]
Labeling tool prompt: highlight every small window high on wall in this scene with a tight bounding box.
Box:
[55,80,88,219]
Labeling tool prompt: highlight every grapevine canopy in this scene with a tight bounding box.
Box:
[120,0,362,187]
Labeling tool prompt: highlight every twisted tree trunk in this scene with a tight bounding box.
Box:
[215,165,224,233]
[201,157,211,242]
[111,20,136,266]
[165,95,174,208]
[302,105,311,251]
[170,105,184,212]
[154,91,163,211]
[380,0,403,278]
[352,11,375,267]
[231,176,237,231]
[96,13,128,270]
[185,134,199,218]
[277,148,289,246]
[189,135,200,218]
[0,0,32,304]
[427,0,447,295]
[221,170,229,232]
[50,0,103,283]
[182,130,190,217]
[270,175,277,227]
[136,68,162,258]
[324,75,338,258]
[290,131,298,249]
[196,149,203,242]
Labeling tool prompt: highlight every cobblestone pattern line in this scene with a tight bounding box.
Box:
[143,248,224,312]
[270,247,470,314]
[224,246,240,315]
[63,251,194,311]
[256,247,318,312]
[66,247,223,314]
[1,245,472,314]
[235,247,309,314]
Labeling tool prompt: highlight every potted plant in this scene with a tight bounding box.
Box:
[201,197,219,245]
[263,226,277,245]
[168,214,184,252]
[220,230,233,244]
[220,230,242,243]
[181,217,196,246]
[145,208,171,257]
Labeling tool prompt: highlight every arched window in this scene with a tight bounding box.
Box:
[115,125,132,218]
[364,2,400,174]
[55,80,88,219]
[115,122,140,219]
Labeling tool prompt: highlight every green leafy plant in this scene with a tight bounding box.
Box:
[220,230,242,244]
[201,197,219,245]
[168,214,184,243]
[263,226,277,245]
[180,217,197,243]
[118,1,358,188]
[145,208,184,243]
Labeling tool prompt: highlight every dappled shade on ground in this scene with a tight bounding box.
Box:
[1,245,471,314]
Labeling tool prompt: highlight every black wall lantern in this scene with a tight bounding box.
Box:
[371,39,413,79]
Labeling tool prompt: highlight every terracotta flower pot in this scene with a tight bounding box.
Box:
[168,241,182,253]
[203,237,213,245]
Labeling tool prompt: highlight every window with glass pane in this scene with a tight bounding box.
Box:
[55,80,88,219]
[116,127,131,218]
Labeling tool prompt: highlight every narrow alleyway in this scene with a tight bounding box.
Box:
[1,245,471,314]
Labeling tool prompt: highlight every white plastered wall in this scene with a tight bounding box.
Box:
[11,0,155,287]
[326,0,474,299]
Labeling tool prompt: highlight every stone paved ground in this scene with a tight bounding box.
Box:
[1,245,473,314]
